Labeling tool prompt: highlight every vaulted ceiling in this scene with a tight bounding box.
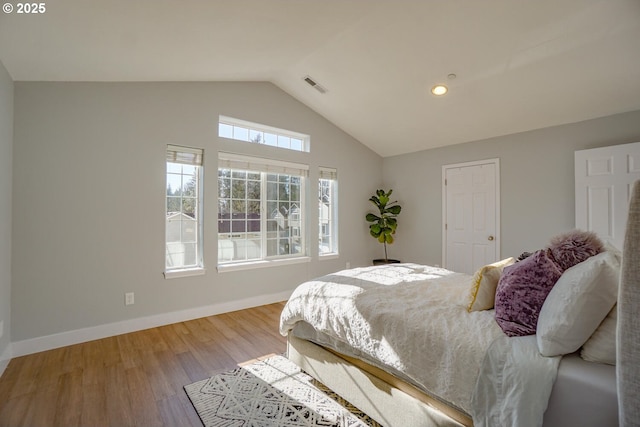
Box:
[1,0,639,157]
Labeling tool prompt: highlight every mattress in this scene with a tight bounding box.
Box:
[542,353,617,427]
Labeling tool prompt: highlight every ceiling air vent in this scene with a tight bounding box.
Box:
[303,75,327,94]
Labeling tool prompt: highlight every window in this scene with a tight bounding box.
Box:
[165,145,204,274]
[218,153,308,266]
[319,167,338,256]
[218,116,309,152]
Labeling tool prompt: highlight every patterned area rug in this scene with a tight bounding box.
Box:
[184,355,381,427]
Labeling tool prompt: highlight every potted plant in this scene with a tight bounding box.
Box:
[366,189,402,265]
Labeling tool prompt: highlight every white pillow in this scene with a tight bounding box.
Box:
[581,304,617,365]
[537,250,620,357]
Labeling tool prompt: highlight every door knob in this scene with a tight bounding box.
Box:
[488,236,494,241]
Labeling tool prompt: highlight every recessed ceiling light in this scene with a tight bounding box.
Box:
[431,84,448,96]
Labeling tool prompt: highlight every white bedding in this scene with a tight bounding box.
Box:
[279,263,560,426]
[472,335,560,427]
[280,263,502,414]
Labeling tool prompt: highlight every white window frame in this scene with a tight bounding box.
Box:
[318,167,339,258]
[217,152,310,272]
[218,115,310,153]
[165,145,205,279]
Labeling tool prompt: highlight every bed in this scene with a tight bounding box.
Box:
[280,182,640,427]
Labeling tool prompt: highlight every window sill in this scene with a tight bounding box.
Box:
[217,256,311,273]
[319,253,339,260]
[164,267,206,279]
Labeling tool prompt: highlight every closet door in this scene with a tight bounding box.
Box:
[443,159,500,274]
[575,141,640,250]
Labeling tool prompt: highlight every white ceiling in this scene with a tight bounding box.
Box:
[1,0,640,157]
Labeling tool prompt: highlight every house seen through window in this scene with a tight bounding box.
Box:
[319,167,338,256]
[165,145,204,272]
[218,153,308,265]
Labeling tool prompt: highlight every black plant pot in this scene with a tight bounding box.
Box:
[372,259,401,265]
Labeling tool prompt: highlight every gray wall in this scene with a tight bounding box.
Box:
[0,61,12,359]
[383,109,640,266]
[11,79,640,345]
[12,82,382,342]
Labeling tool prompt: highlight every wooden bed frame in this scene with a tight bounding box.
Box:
[287,334,471,427]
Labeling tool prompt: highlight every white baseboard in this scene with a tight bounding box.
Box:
[11,290,292,358]
[0,343,12,378]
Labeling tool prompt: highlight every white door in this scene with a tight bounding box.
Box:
[575,141,640,250]
[443,159,500,274]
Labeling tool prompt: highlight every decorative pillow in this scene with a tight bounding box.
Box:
[581,305,617,365]
[467,257,515,312]
[548,229,604,271]
[494,249,564,336]
[536,249,620,357]
[517,251,534,262]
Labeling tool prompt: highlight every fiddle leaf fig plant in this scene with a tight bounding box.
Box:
[366,189,402,262]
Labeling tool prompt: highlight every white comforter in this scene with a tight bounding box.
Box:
[280,263,560,426]
[280,263,502,413]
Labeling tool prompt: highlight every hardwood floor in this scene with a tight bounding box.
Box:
[0,302,287,427]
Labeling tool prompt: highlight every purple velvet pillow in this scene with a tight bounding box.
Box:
[494,249,564,336]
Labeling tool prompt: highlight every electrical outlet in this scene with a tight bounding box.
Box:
[0,320,3,339]
[346,262,351,269]
[125,292,135,306]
